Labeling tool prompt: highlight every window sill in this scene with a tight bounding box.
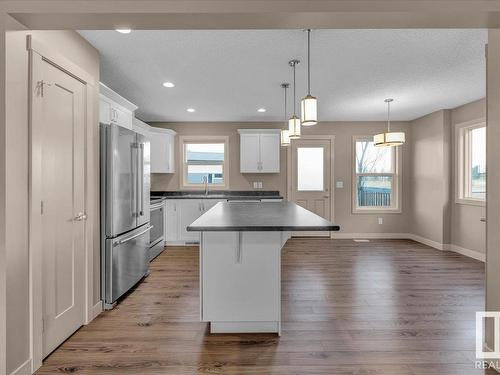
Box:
[352,208,402,215]
[455,198,485,207]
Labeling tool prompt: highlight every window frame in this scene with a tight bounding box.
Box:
[179,135,229,189]
[455,119,486,206]
[352,135,402,214]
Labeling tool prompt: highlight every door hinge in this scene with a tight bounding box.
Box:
[40,200,44,215]
[37,80,52,97]
[42,316,45,333]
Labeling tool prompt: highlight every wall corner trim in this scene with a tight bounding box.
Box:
[89,301,103,323]
[408,234,447,250]
[9,358,31,375]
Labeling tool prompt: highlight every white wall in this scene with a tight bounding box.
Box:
[5,29,99,375]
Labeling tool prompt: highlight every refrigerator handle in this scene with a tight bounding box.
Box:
[139,143,144,216]
[131,143,138,218]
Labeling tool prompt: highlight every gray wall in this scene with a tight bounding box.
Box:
[451,99,486,253]
[151,121,413,235]
[409,99,486,254]
[410,110,452,244]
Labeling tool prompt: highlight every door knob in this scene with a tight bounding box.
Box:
[74,212,87,221]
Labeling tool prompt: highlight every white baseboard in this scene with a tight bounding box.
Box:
[329,232,485,262]
[9,358,31,375]
[407,234,447,250]
[88,300,102,323]
[448,244,486,262]
[331,232,411,240]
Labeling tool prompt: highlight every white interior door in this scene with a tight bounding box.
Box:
[40,59,86,357]
[291,138,332,237]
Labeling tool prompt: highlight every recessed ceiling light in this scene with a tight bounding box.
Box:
[116,28,132,34]
[257,108,267,113]
[186,108,196,113]
[162,81,175,88]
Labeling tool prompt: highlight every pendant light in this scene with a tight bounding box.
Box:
[374,99,405,147]
[288,59,301,139]
[280,83,291,146]
[301,29,318,126]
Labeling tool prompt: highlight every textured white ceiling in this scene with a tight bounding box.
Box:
[79,29,487,122]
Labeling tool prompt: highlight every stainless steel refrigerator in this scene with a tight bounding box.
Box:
[100,123,151,309]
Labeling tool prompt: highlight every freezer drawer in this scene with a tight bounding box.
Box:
[103,224,151,306]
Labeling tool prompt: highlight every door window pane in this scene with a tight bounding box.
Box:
[470,126,486,199]
[356,176,392,207]
[297,147,324,191]
[356,141,393,173]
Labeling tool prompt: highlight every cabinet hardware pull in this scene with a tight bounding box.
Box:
[236,232,243,264]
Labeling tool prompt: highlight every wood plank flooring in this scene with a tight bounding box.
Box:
[36,239,496,374]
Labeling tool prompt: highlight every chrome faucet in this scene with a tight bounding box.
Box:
[203,175,208,196]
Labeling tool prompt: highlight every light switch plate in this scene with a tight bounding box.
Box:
[378,217,383,225]
[258,182,263,188]
[253,182,259,189]
[336,181,344,188]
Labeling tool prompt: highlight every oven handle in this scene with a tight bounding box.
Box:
[150,203,164,210]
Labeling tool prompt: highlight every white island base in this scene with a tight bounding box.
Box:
[200,231,289,335]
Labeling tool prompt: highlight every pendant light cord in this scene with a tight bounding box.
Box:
[284,85,287,122]
[293,62,296,116]
[307,29,311,95]
[387,100,391,132]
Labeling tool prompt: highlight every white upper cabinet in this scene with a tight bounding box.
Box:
[149,127,176,174]
[99,83,137,130]
[238,129,281,173]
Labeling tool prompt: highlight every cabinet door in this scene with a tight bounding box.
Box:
[240,134,260,173]
[165,200,179,242]
[259,133,280,173]
[150,134,175,173]
[99,98,111,124]
[112,105,133,130]
[178,199,203,243]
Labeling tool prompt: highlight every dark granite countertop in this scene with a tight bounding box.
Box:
[187,202,340,232]
[151,190,283,200]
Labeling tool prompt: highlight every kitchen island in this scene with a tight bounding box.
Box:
[187,201,339,335]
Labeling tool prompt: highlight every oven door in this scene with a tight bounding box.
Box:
[149,202,165,261]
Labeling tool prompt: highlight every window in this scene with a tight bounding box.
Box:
[353,137,400,212]
[457,121,486,204]
[180,136,229,188]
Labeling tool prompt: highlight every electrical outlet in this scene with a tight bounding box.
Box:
[378,217,383,225]
[253,182,259,189]
[258,182,263,188]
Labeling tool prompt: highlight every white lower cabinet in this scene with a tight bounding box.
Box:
[165,200,179,243]
[178,199,204,243]
[165,199,225,244]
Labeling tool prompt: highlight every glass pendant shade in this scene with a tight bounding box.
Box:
[281,129,290,146]
[300,94,317,126]
[289,116,301,139]
[374,131,405,147]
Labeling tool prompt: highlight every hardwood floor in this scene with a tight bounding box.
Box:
[36,239,496,374]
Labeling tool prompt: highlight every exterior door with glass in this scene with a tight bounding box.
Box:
[291,138,332,237]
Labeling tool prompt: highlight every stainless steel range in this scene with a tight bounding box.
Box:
[100,123,151,310]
